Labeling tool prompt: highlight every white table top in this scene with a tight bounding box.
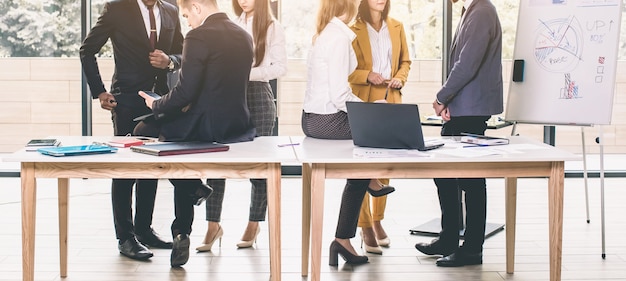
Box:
[3,136,297,164]
[292,136,580,163]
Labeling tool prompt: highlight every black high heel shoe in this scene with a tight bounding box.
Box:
[367,180,395,197]
[329,240,368,266]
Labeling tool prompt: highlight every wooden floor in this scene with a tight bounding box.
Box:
[1,171,626,280]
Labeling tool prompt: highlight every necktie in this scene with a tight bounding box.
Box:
[461,6,466,17]
[148,4,157,50]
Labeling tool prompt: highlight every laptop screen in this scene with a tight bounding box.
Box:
[346,102,437,151]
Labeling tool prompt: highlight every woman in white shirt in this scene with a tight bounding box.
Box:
[198,0,287,252]
[302,0,395,266]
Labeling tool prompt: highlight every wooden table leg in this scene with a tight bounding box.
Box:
[548,162,565,281]
[310,163,326,281]
[301,163,312,277]
[505,177,517,274]
[266,163,282,281]
[21,163,36,281]
[58,178,69,277]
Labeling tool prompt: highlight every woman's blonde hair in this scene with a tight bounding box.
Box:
[315,0,357,35]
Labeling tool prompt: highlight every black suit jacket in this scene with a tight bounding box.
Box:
[80,0,184,106]
[152,13,256,143]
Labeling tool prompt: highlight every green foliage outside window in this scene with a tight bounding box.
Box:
[0,0,625,60]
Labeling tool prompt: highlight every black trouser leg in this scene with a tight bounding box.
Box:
[335,179,369,239]
[434,178,461,245]
[433,115,490,250]
[170,179,200,237]
[461,179,487,253]
[111,179,135,240]
[134,179,158,233]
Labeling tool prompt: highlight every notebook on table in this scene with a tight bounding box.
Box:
[130,142,230,156]
[37,144,118,157]
[346,101,444,151]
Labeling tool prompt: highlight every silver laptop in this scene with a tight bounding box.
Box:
[346,101,444,151]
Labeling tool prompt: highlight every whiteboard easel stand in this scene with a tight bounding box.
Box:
[596,126,606,259]
[512,123,606,259]
[581,127,590,224]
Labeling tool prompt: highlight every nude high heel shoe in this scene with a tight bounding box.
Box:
[195,225,223,252]
[377,237,391,247]
[360,231,383,254]
[236,226,261,248]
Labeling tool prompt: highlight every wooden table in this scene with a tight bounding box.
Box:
[295,136,579,281]
[3,136,296,281]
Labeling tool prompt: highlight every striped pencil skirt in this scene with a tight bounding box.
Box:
[204,81,276,222]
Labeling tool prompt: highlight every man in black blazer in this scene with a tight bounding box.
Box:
[415,0,503,267]
[134,0,256,267]
[79,0,183,261]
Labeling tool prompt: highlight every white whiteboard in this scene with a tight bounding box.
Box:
[506,0,623,126]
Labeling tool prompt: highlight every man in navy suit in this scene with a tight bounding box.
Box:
[134,0,256,267]
[80,0,183,261]
[415,0,503,267]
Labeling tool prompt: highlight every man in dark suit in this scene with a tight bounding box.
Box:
[79,0,184,261]
[134,0,256,267]
[415,0,503,267]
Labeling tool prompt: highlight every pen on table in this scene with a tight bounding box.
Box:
[463,144,489,148]
[277,143,300,147]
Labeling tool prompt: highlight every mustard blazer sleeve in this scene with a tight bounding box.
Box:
[388,17,411,85]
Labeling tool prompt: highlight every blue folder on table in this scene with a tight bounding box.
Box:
[37,144,118,157]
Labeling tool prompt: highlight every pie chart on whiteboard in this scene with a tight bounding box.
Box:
[533,16,583,73]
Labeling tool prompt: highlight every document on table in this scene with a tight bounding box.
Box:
[353,147,431,158]
[435,147,508,158]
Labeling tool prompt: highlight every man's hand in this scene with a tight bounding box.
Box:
[432,99,451,121]
[138,91,156,109]
[149,49,170,69]
[98,92,117,111]
[367,72,386,85]
[386,78,403,89]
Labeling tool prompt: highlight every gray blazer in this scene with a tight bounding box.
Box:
[437,0,503,117]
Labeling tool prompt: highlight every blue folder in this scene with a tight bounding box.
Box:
[37,144,118,157]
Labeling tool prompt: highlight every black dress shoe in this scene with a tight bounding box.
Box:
[367,185,395,197]
[118,237,153,261]
[190,183,213,206]
[136,228,173,249]
[415,239,457,256]
[436,251,483,267]
[171,234,191,267]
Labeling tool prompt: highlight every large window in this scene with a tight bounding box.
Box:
[0,1,624,59]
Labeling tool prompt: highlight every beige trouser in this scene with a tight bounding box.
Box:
[357,178,389,227]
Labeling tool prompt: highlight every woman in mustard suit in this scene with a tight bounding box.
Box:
[348,0,411,254]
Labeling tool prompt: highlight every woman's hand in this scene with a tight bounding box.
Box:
[386,78,403,89]
[367,72,386,85]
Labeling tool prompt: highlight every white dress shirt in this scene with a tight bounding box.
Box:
[303,17,362,114]
[366,21,392,80]
[137,0,161,41]
[236,12,288,82]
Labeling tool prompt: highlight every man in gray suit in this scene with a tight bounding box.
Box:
[415,0,503,267]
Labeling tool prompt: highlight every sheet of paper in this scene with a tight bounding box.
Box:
[434,147,506,158]
[353,147,431,158]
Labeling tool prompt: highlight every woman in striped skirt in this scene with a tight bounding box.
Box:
[197,0,287,252]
